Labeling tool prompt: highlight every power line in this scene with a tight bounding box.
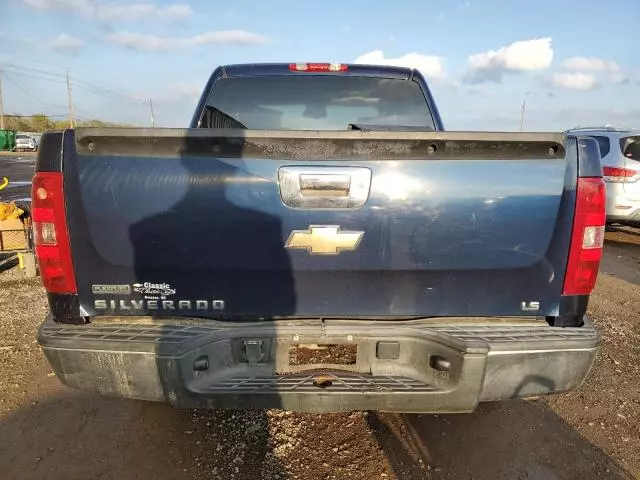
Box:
[0,71,96,119]
[5,113,114,122]
[2,62,134,90]
[3,62,128,90]
[0,63,66,79]
[0,71,109,120]
[1,63,147,126]
[71,80,145,104]
[0,71,68,111]
[0,69,67,85]
[2,63,144,105]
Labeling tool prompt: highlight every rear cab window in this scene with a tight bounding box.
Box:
[202,76,435,131]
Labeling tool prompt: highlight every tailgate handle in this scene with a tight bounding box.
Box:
[299,174,351,197]
[278,166,372,209]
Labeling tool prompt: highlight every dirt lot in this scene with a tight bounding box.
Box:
[0,229,639,480]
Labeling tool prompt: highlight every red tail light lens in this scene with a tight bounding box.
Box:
[32,172,77,294]
[602,166,639,183]
[289,63,348,72]
[563,178,606,295]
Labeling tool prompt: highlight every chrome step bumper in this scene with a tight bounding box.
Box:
[38,316,600,413]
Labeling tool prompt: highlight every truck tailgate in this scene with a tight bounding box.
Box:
[62,129,575,319]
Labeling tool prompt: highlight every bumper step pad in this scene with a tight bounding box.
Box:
[206,373,436,394]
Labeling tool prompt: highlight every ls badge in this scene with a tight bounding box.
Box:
[285,226,364,255]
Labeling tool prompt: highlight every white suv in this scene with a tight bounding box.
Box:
[568,127,640,226]
[15,134,38,152]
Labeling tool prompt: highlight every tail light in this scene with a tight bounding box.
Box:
[32,172,77,294]
[562,178,606,295]
[602,166,639,183]
[289,63,348,72]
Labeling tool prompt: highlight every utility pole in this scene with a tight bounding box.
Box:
[519,99,526,132]
[66,71,75,128]
[0,70,5,130]
[149,98,156,127]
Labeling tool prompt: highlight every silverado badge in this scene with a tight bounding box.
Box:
[285,226,364,255]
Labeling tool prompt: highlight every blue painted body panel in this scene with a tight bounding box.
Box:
[64,150,575,319]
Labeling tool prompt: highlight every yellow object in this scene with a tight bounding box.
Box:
[18,253,24,270]
[0,177,8,191]
[0,202,24,221]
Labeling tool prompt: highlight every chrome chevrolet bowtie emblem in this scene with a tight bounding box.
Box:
[285,226,364,255]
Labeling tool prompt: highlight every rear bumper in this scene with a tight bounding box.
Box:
[607,208,640,225]
[37,316,600,413]
[606,184,640,224]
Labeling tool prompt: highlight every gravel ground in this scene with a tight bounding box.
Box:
[0,230,639,480]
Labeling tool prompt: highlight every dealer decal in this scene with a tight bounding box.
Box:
[132,282,176,296]
[92,284,131,295]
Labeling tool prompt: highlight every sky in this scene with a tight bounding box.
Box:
[1,0,639,131]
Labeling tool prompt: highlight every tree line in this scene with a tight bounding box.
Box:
[2,114,131,132]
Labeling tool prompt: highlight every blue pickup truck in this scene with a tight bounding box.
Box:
[33,63,604,413]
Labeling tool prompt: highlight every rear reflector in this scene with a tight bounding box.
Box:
[289,63,348,72]
[34,222,57,245]
[32,172,77,294]
[563,177,606,296]
[582,226,605,249]
[602,166,639,183]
